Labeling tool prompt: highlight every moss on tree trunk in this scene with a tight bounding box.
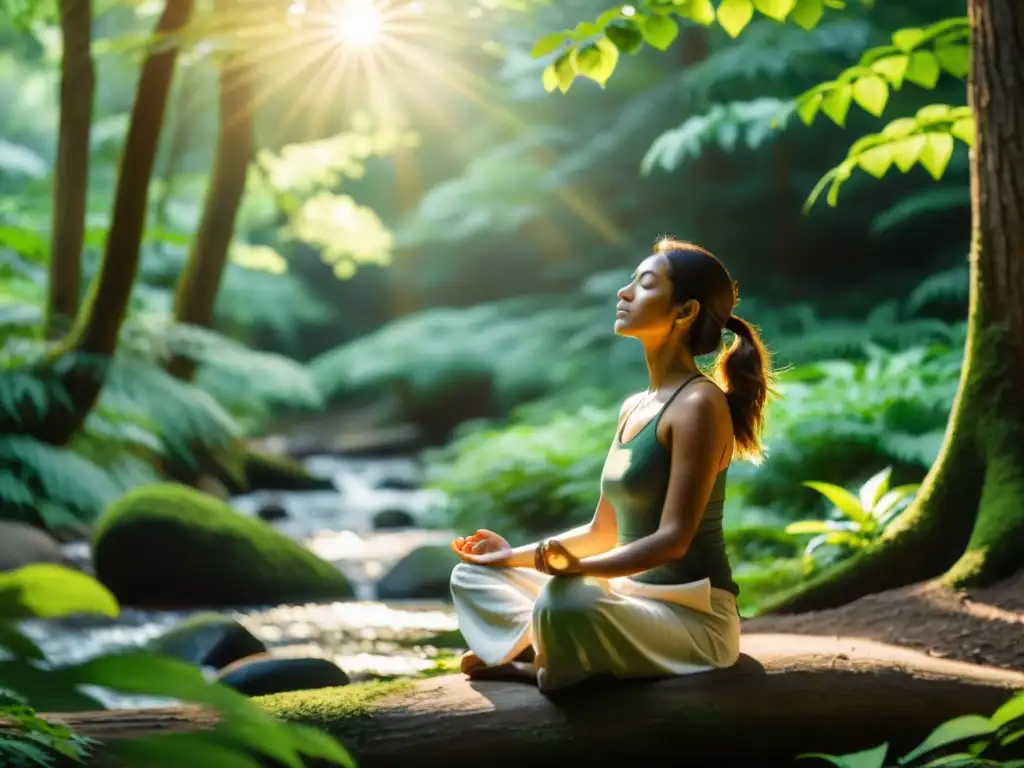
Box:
[166,1,254,382]
[762,0,1024,615]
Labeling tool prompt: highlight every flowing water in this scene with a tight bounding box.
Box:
[21,455,464,709]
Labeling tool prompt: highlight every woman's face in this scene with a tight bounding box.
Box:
[614,253,697,339]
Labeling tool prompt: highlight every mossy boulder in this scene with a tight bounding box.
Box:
[376,544,459,600]
[93,484,354,608]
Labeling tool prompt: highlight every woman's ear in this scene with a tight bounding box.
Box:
[675,298,701,325]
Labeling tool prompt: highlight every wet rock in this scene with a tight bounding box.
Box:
[377,544,459,600]
[0,522,67,573]
[257,502,289,522]
[372,509,416,530]
[216,655,350,697]
[149,613,267,670]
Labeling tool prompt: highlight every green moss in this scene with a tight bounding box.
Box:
[93,483,353,607]
[234,450,335,494]
[255,679,413,728]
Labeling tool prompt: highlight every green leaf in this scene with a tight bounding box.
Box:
[105,734,266,768]
[0,565,119,621]
[640,14,679,51]
[871,55,909,87]
[798,742,889,768]
[935,43,970,78]
[541,64,559,93]
[531,32,567,58]
[575,38,619,87]
[796,91,823,125]
[918,133,955,180]
[857,145,893,179]
[892,27,927,52]
[685,0,717,25]
[287,724,356,767]
[786,520,835,535]
[820,83,853,126]
[858,467,892,511]
[852,75,889,117]
[898,715,995,765]
[553,51,576,92]
[991,692,1024,728]
[604,19,644,54]
[873,484,920,520]
[905,51,941,88]
[753,0,797,22]
[0,624,46,661]
[803,480,868,523]
[950,117,975,146]
[717,0,755,38]
[892,135,927,172]
[789,0,823,29]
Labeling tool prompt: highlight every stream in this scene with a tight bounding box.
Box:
[19,454,464,709]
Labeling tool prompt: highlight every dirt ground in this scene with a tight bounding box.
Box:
[745,571,1024,672]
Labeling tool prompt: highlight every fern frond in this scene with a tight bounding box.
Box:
[906,265,969,315]
[870,185,969,236]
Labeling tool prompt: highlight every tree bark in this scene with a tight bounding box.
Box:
[166,2,254,382]
[26,0,194,446]
[32,636,1024,768]
[46,0,93,340]
[761,0,1024,615]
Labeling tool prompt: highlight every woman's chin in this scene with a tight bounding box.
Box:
[613,318,634,336]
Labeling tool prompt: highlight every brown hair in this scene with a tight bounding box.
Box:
[653,238,775,463]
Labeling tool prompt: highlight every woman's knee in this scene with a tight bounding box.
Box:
[449,562,504,595]
[533,575,603,618]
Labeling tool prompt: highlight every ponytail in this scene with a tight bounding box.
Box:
[715,314,774,464]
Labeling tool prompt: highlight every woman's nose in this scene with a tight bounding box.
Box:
[616,285,631,301]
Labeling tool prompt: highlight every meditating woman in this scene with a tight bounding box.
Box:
[449,238,774,693]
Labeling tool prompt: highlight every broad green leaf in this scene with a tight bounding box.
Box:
[0,565,119,621]
[0,624,46,661]
[785,520,835,535]
[873,484,920,520]
[799,742,888,768]
[604,19,644,54]
[688,0,717,25]
[898,715,995,765]
[857,145,893,179]
[797,91,823,125]
[852,75,889,117]
[789,0,823,30]
[935,43,970,78]
[858,467,892,511]
[641,14,679,51]
[820,83,853,126]
[882,117,919,138]
[950,118,975,146]
[918,133,955,180]
[871,54,908,87]
[892,27,926,52]
[991,691,1024,728]
[753,0,797,22]
[892,135,927,172]
[531,32,567,58]
[717,0,755,38]
[905,51,941,88]
[803,480,868,523]
[541,64,559,93]
[287,724,356,767]
[1002,729,1024,746]
[575,38,619,87]
[917,104,952,121]
[105,734,266,768]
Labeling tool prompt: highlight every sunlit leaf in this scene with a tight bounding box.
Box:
[0,565,119,621]
[950,118,975,146]
[852,75,889,117]
[798,742,888,768]
[820,83,853,126]
[640,14,679,51]
[717,0,755,38]
[604,19,644,54]
[541,64,559,93]
[898,715,995,765]
[858,467,892,511]
[531,32,567,58]
[803,480,869,523]
[892,135,927,172]
[871,55,908,87]
[892,27,926,52]
[753,0,797,22]
[789,0,823,30]
[935,43,970,78]
[575,38,619,87]
[904,51,941,88]
[991,692,1024,728]
[857,145,893,179]
[918,133,955,180]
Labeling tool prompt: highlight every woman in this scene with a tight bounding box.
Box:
[448,238,773,693]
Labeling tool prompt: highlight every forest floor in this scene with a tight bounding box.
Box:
[746,571,1024,672]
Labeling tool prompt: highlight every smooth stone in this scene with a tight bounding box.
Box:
[149,614,267,670]
[216,655,350,697]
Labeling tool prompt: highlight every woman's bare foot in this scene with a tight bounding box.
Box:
[460,651,538,684]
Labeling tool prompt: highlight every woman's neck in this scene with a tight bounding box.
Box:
[643,342,699,392]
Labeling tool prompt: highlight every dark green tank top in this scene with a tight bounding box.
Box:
[599,376,739,595]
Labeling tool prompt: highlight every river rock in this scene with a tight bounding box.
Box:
[372,508,416,530]
[377,544,459,600]
[216,655,350,697]
[149,614,267,670]
[0,521,66,573]
[257,502,289,522]
[92,483,354,608]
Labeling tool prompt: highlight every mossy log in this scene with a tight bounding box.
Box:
[36,635,1024,768]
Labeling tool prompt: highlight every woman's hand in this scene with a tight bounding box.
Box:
[450,529,512,567]
[536,539,582,575]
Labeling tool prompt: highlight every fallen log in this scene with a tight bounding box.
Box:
[37,635,1024,767]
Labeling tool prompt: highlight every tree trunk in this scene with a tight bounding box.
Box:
[28,0,194,446]
[45,0,93,340]
[166,2,254,382]
[761,0,1024,615]
[34,636,1024,768]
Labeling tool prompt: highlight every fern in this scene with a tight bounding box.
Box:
[870,184,969,236]
[906,265,969,315]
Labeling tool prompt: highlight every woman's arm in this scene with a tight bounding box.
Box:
[498,493,619,568]
[568,383,732,580]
